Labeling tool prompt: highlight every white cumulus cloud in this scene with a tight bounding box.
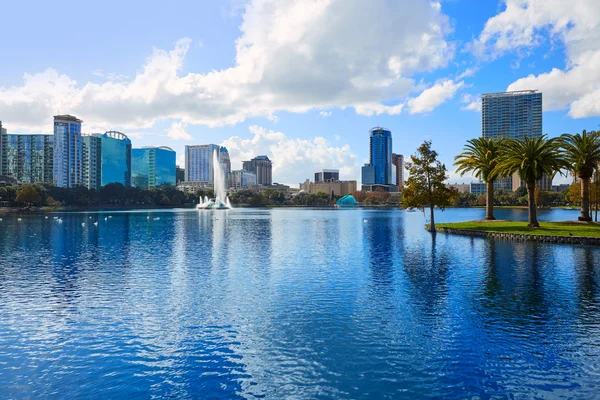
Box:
[222,125,359,186]
[474,0,600,118]
[319,111,332,118]
[166,121,192,140]
[407,80,464,114]
[0,0,455,133]
[460,94,482,112]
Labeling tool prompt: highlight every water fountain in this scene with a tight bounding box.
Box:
[196,150,232,210]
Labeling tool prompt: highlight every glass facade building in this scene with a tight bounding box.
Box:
[176,166,185,184]
[53,115,83,187]
[362,127,394,190]
[82,135,102,190]
[242,155,272,186]
[185,144,220,183]
[481,90,549,190]
[132,146,176,188]
[482,90,542,141]
[230,169,257,190]
[315,169,339,183]
[95,131,131,187]
[2,134,53,184]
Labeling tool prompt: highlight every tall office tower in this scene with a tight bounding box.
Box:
[2,134,54,184]
[481,90,550,190]
[242,155,273,186]
[361,127,394,191]
[219,147,231,187]
[176,166,185,184]
[230,170,257,190]
[82,135,102,190]
[184,144,221,183]
[95,131,132,186]
[392,153,404,189]
[315,169,339,183]
[219,147,231,175]
[53,115,83,187]
[0,122,6,175]
[132,146,176,188]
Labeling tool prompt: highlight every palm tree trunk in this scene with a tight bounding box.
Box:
[485,180,495,220]
[527,181,539,228]
[580,176,592,221]
[429,204,436,233]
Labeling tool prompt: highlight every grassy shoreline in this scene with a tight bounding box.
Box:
[436,220,600,238]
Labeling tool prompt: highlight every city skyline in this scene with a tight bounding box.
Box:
[0,1,599,186]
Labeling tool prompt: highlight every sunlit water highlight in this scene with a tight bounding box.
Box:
[0,207,599,399]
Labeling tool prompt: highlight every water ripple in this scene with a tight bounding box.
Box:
[0,208,599,398]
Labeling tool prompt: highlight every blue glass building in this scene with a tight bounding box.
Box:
[82,135,102,190]
[361,127,394,191]
[481,90,550,190]
[94,131,131,187]
[53,115,83,187]
[482,90,542,141]
[2,133,53,184]
[230,169,257,189]
[185,144,220,183]
[132,146,176,188]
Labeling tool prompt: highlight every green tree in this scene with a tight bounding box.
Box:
[402,141,457,232]
[159,195,170,206]
[560,130,600,221]
[16,185,41,206]
[515,185,527,197]
[454,137,504,220]
[567,182,582,205]
[494,136,565,227]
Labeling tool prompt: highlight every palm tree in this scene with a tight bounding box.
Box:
[494,136,565,227]
[454,137,504,220]
[560,130,600,221]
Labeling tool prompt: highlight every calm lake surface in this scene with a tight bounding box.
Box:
[1,207,599,399]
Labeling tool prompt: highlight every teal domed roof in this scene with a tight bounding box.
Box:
[336,195,358,206]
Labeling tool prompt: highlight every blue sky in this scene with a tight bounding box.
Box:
[0,0,598,186]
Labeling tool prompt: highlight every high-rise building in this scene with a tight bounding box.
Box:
[132,146,176,188]
[82,135,102,190]
[176,166,185,184]
[242,155,272,186]
[95,131,131,187]
[392,153,404,189]
[230,169,257,190]
[481,90,550,190]
[362,127,395,191]
[1,134,54,184]
[219,147,231,175]
[482,90,542,141]
[185,144,221,183]
[315,169,339,183]
[53,115,83,187]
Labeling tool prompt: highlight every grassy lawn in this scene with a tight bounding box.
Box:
[436,220,600,238]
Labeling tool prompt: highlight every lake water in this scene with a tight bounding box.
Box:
[1,207,599,399]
